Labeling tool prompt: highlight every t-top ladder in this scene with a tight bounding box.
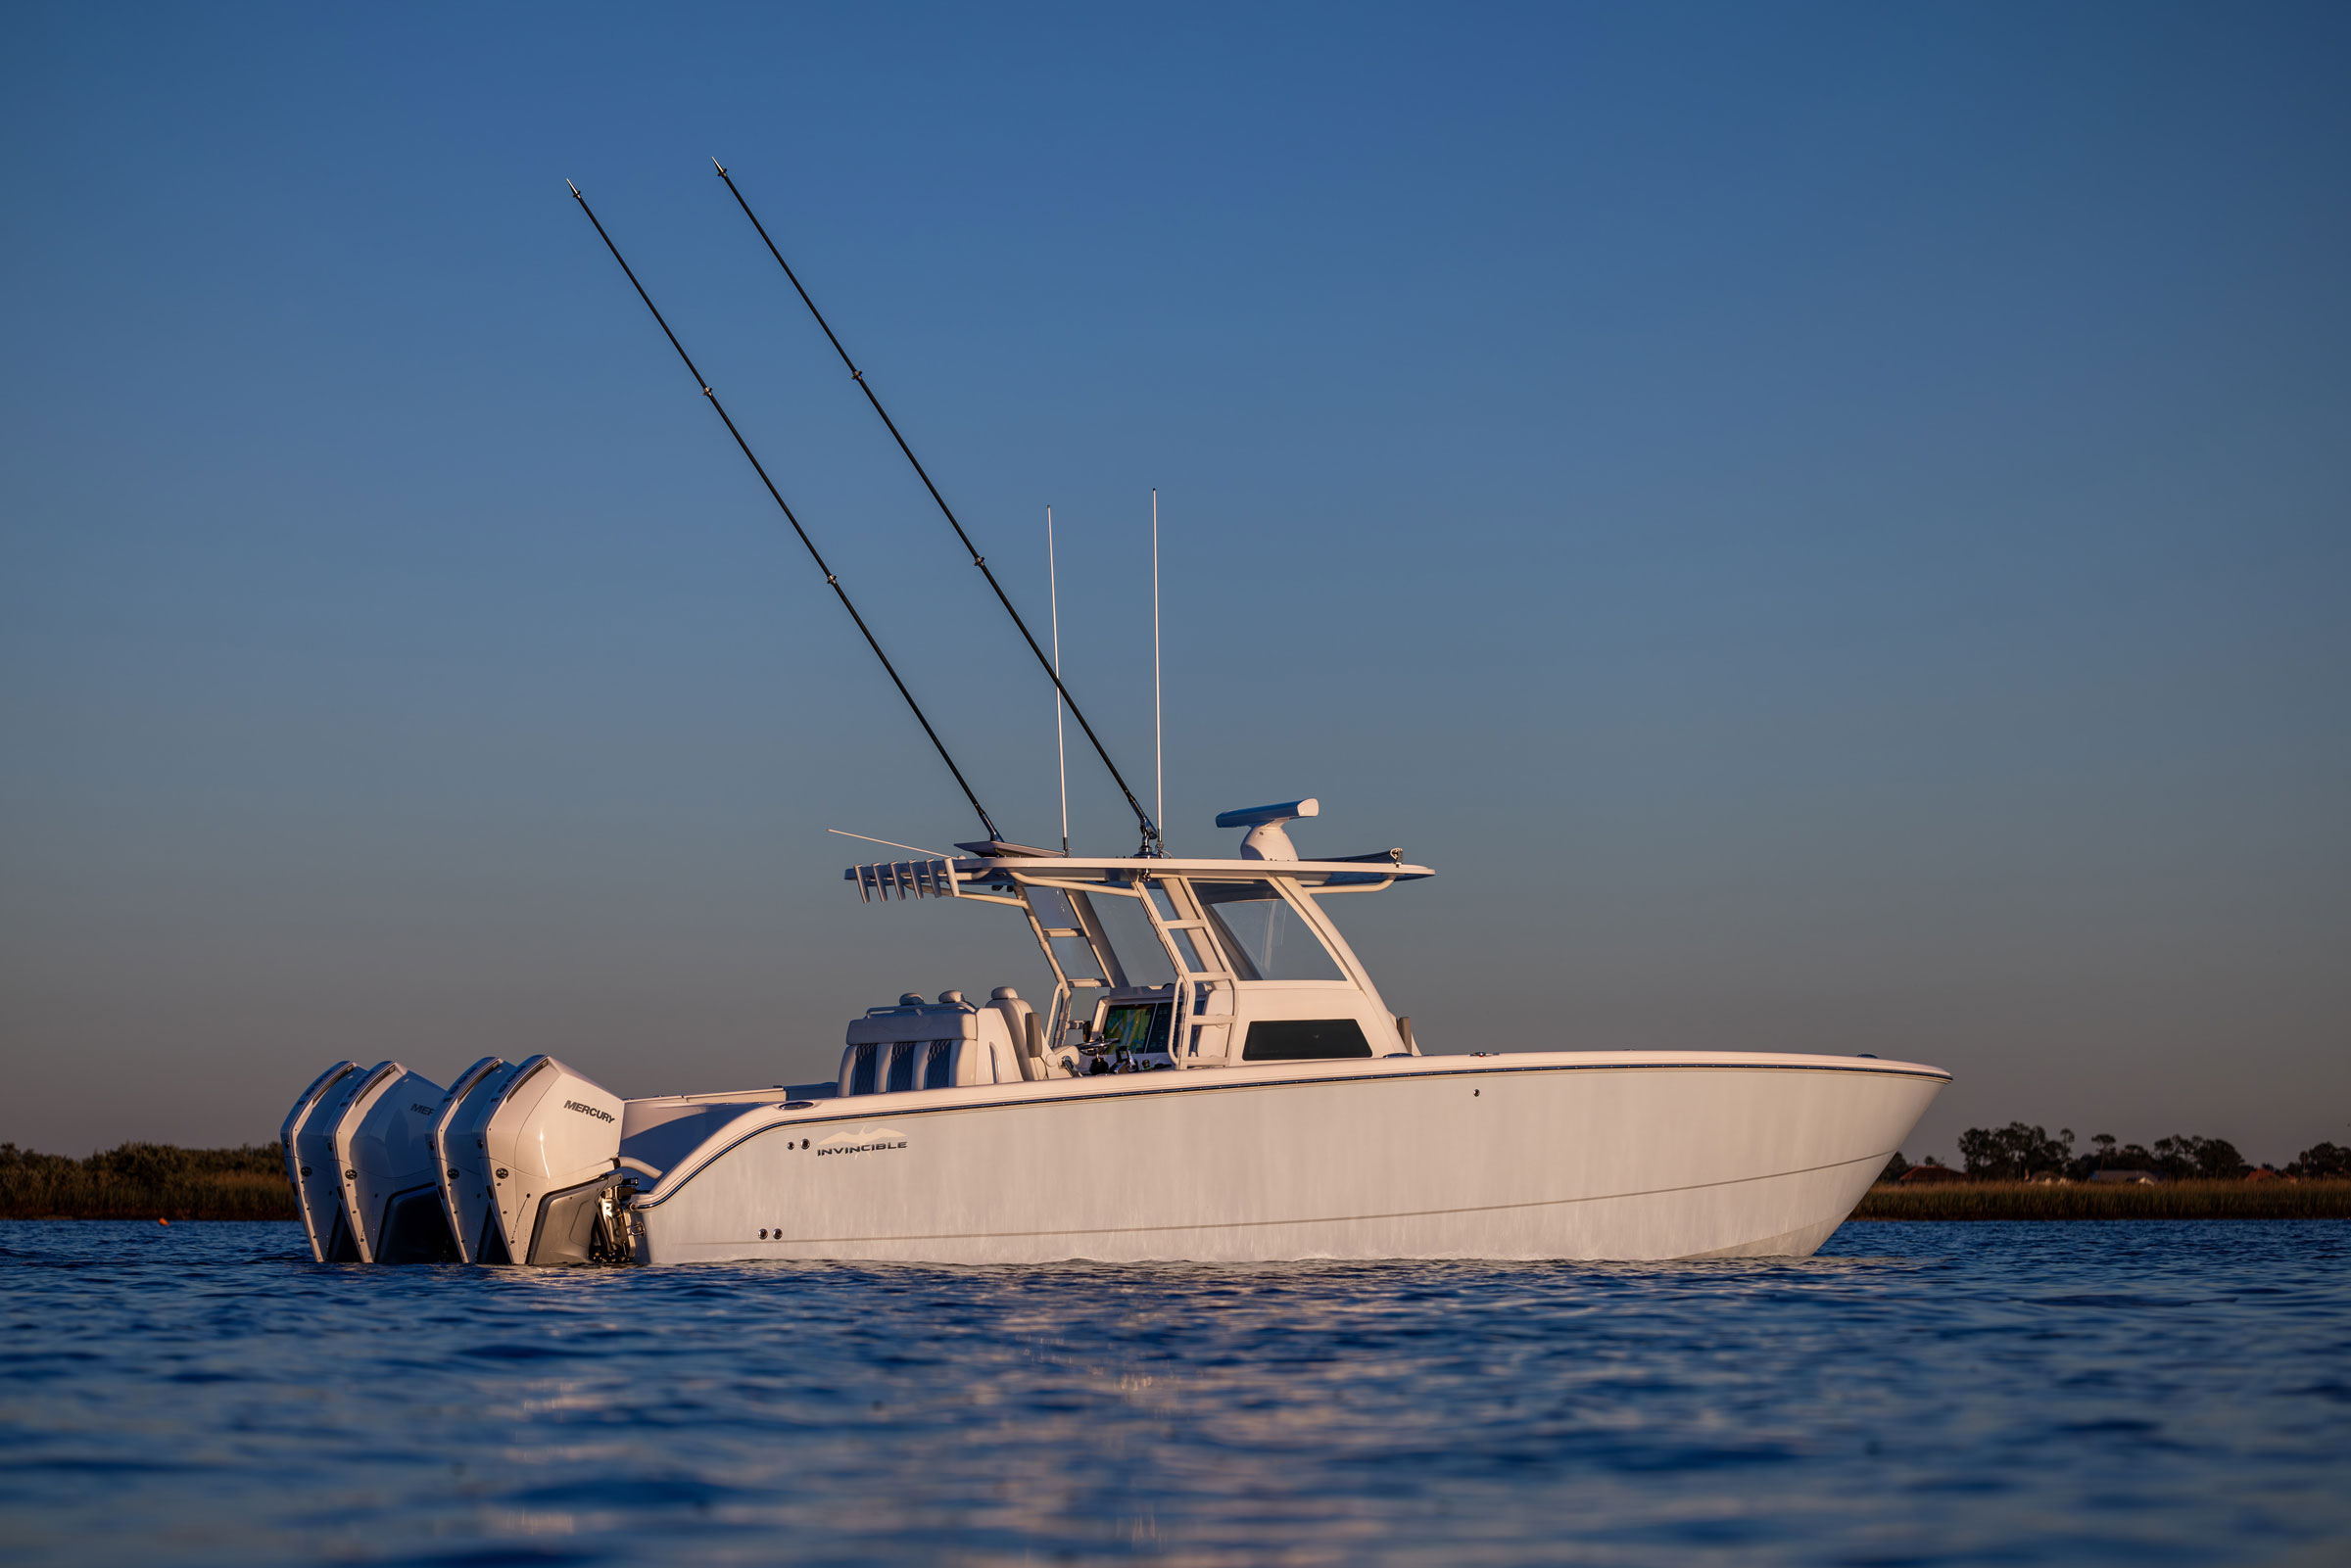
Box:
[1134,876,1237,1067]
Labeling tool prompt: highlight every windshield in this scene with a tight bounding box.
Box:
[1195,882,1345,982]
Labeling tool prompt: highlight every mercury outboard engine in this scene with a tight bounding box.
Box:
[432,1057,518,1263]
[292,1065,380,1262]
[331,1061,459,1264]
[282,1061,360,1263]
[481,1055,630,1265]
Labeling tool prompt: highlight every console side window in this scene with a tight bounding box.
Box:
[1240,1019,1372,1061]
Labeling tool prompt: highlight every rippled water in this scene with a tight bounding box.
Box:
[2,1221,2346,1565]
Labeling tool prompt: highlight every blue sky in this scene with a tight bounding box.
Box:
[2,2,2345,1162]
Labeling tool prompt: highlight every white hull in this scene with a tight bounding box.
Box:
[632,1052,1945,1265]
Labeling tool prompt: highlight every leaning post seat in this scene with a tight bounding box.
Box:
[985,986,1070,1081]
[840,990,1023,1096]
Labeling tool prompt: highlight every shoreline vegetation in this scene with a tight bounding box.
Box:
[1850,1179,2351,1222]
[6,1141,2351,1224]
[2,1142,294,1221]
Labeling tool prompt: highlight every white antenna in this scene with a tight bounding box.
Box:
[1151,487,1163,851]
[1048,505,1068,855]
[827,828,953,858]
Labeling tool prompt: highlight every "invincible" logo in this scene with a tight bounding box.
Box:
[816,1127,908,1157]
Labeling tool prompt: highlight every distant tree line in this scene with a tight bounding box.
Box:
[2298,1142,2351,1178]
[0,1142,283,1181]
[1879,1126,2351,1183]
[0,1141,292,1219]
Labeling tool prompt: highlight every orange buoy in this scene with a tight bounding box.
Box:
[157,1217,168,1226]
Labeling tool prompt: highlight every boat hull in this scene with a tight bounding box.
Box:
[632,1053,1945,1265]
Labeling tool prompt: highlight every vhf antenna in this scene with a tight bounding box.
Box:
[1152,487,1163,851]
[1048,505,1068,856]
[711,158,1164,858]
[566,180,1004,845]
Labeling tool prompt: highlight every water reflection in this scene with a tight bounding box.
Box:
[0,1222,2344,1564]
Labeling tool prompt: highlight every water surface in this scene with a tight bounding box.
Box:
[2,1220,2346,1564]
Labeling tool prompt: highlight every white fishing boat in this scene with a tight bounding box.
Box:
[283,799,1947,1266]
[277,167,1948,1265]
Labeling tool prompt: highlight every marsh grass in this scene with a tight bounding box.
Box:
[0,1143,298,1221]
[1852,1178,2351,1221]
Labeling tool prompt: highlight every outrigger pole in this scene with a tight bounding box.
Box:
[710,159,1165,858]
[567,180,1005,845]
